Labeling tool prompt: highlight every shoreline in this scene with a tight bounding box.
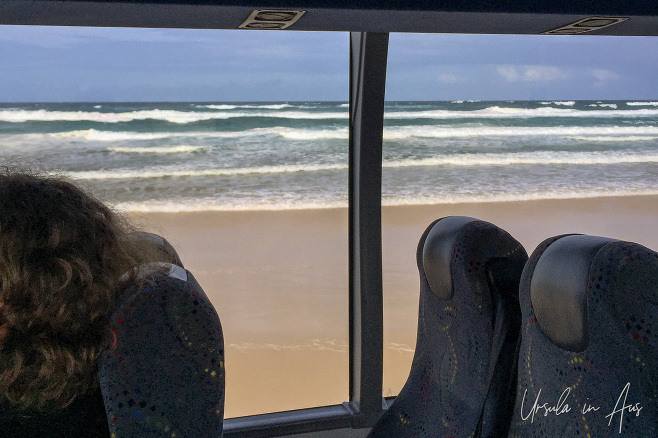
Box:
[129,194,658,252]
[127,194,658,417]
[117,191,658,214]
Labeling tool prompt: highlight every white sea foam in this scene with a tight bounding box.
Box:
[114,198,349,212]
[106,145,208,154]
[2,127,344,144]
[626,101,658,106]
[83,130,175,141]
[383,125,658,140]
[39,125,658,144]
[278,127,347,140]
[47,127,345,142]
[51,128,241,141]
[50,129,174,141]
[384,106,658,119]
[568,136,658,142]
[381,151,658,168]
[386,343,416,353]
[250,103,294,110]
[228,339,348,353]
[65,163,348,180]
[110,188,658,212]
[63,150,658,183]
[0,109,348,123]
[540,101,576,106]
[588,103,618,109]
[3,105,657,124]
[380,188,658,207]
[47,129,201,142]
[195,104,236,110]
[201,103,293,110]
[251,340,411,354]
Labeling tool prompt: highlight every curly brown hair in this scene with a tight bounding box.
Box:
[0,171,167,412]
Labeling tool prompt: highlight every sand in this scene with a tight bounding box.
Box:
[128,195,658,418]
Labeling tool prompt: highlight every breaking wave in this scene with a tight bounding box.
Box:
[0,109,348,123]
[25,125,658,144]
[64,150,658,182]
[540,101,576,106]
[106,145,208,154]
[111,188,658,212]
[626,101,658,106]
[4,105,658,124]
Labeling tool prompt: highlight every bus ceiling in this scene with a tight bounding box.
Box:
[1,0,657,36]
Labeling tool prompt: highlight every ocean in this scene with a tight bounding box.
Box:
[1,100,657,212]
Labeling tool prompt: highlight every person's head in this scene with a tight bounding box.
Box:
[0,170,153,412]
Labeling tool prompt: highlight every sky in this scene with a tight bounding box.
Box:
[0,25,656,102]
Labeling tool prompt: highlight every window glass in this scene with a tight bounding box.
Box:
[0,26,350,418]
[382,33,658,397]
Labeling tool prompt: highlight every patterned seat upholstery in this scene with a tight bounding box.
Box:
[508,235,658,437]
[98,262,225,438]
[368,216,528,438]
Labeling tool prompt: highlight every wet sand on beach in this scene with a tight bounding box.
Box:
[128,195,658,418]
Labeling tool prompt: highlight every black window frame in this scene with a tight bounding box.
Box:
[224,31,390,438]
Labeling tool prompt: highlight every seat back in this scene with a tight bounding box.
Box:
[368,216,527,438]
[98,264,224,438]
[508,235,658,437]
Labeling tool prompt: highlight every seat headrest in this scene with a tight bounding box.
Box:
[421,216,527,300]
[529,234,617,352]
[137,262,188,282]
[130,231,184,267]
[421,216,478,300]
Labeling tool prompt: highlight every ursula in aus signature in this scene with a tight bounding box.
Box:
[520,382,643,433]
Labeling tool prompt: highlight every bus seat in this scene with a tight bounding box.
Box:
[369,216,527,438]
[508,235,658,437]
[130,231,184,267]
[98,263,225,438]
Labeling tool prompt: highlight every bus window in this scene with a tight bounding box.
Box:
[0,26,350,418]
[382,32,658,397]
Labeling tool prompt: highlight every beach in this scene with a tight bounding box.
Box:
[2,99,656,416]
[129,195,658,418]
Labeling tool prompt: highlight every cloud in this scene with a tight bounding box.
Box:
[438,73,460,83]
[497,65,568,82]
[591,69,620,87]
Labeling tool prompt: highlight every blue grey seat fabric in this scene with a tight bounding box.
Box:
[368,216,528,438]
[508,235,658,437]
[98,263,225,438]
